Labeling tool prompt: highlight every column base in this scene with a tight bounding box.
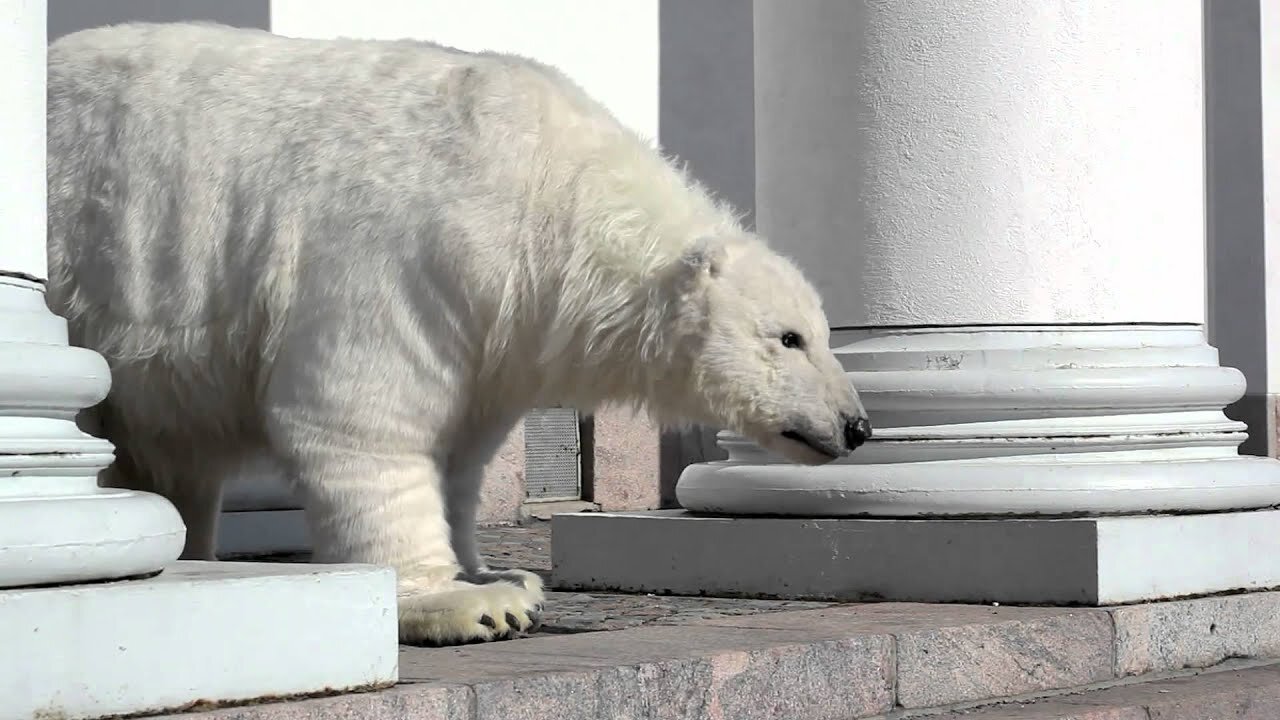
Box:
[0,560,398,720]
[677,455,1280,516]
[0,274,189,588]
[550,508,1280,605]
[0,484,185,587]
[679,325,1280,517]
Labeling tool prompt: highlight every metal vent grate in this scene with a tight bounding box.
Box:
[523,408,582,500]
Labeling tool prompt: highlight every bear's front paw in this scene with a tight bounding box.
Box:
[397,572,545,646]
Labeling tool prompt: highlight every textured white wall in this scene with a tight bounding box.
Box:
[1,0,47,277]
[1265,0,1280,393]
[754,0,1207,327]
[269,0,660,141]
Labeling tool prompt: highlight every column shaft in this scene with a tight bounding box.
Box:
[753,0,1205,327]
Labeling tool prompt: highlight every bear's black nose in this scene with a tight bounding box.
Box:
[843,415,872,449]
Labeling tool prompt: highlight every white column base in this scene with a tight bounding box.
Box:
[553,326,1280,607]
[550,508,1280,605]
[677,455,1280,516]
[0,484,185,587]
[0,560,399,720]
[0,275,187,587]
[678,326,1280,516]
[0,276,399,720]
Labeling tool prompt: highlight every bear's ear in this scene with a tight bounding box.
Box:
[679,236,732,279]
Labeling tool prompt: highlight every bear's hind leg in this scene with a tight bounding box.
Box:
[165,462,227,561]
[444,416,545,595]
[98,442,229,561]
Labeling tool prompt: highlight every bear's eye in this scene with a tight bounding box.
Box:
[780,331,805,350]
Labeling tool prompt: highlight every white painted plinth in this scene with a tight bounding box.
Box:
[550,509,1280,606]
[0,561,399,720]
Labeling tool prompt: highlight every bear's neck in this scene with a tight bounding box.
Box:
[518,249,699,417]
[483,125,743,418]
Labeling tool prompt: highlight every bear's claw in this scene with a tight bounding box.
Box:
[397,569,545,646]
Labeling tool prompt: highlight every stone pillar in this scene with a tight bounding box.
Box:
[679,0,1280,517]
[1264,0,1280,454]
[0,0,186,588]
[551,0,1280,605]
[0,4,397,717]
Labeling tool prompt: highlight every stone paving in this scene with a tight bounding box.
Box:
[476,522,839,632]
[149,522,1280,719]
[160,596,1280,720]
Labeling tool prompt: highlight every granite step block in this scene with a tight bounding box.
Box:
[140,564,1280,720]
[924,661,1280,719]
[1109,591,1280,676]
[400,624,895,720]
[151,602,1119,720]
[690,603,1115,709]
[165,624,894,720]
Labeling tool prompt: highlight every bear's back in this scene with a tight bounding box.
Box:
[44,22,611,360]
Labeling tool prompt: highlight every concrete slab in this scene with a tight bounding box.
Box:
[0,560,398,720]
[550,509,1280,605]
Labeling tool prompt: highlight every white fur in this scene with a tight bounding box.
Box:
[45,22,867,646]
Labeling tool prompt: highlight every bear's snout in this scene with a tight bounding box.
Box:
[842,413,873,450]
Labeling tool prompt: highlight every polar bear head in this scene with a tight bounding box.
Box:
[658,235,871,465]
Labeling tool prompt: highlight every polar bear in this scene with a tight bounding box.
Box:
[45,22,872,646]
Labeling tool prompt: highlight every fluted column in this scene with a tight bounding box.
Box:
[0,0,185,587]
[676,0,1280,516]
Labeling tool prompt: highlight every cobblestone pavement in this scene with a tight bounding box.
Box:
[476,523,553,574]
[234,522,836,634]
[477,522,837,633]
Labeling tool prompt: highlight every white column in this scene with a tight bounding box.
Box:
[0,0,185,587]
[677,0,1280,518]
[542,0,1280,602]
[548,0,1280,604]
[1265,0,1280,454]
[0,5,397,717]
